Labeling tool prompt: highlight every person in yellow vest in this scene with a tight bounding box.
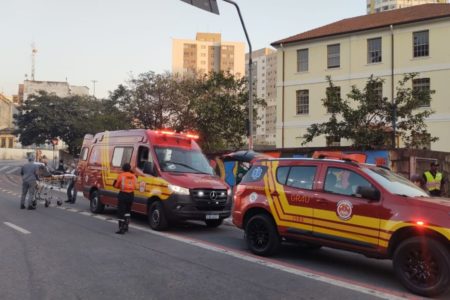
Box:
[422,161,446,197]
[113,163,137,234]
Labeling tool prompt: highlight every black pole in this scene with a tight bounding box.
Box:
[223,0,253,150]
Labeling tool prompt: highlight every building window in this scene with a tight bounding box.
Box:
[374,82,383,101]
[413,30,429,57]
[367,37,382,63]
[327,44,340,68]
[297,49,308,72]
[296,90,309,115]
[326,86,341,113]
[413,78,431,107]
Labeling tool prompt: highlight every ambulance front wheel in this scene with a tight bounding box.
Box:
[393,236,450,297]
[148,201,168,231]
[90,190,105,213]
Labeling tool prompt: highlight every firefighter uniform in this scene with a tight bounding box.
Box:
[114,164,137,234]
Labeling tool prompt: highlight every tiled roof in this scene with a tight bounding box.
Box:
[271,4,450,47]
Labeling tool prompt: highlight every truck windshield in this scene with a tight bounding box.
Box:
[362,167,429,198]
[155,147,214,175]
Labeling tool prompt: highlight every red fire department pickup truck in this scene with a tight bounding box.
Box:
[76,129,231,230]
[232,157,450,297]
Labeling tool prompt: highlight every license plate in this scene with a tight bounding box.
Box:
[206,214,219,220]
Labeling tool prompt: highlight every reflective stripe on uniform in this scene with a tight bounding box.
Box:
[424,171,442,191]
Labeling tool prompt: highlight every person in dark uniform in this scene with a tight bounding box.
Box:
[113,163,137,234]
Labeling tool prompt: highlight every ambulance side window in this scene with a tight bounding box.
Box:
[286,166,316,190]
[88,146,101,165]
[111,147,133,168]
[80,147,88,161]
[137,146,151,170]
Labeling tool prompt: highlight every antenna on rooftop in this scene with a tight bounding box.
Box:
[31,42,38,81]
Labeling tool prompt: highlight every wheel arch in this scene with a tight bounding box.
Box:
[243,207,275,230]
[388,226,450,257]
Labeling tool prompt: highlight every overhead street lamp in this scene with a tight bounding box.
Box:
[180,0,254,150]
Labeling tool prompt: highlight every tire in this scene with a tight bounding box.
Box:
[205,218,223,228]
[56,200,62,206]
[245,214,280,256]
[148,201,168,231]
[393,236,450,297]
[90,190,105,214]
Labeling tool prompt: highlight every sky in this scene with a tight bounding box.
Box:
[0,0,365,99]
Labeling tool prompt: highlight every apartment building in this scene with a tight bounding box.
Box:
[367,0,447,14]
[246,48,277,146]
[18,80,89,103]
[271,4,450,152]
[172,33,245,77]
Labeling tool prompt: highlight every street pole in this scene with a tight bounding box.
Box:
[222,0,253,150]
[92,80,97,97]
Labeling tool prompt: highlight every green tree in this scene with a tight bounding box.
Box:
[14,91,131,155]
[302,74,437,149]
[110,71,265,153]
[110,71,180,129]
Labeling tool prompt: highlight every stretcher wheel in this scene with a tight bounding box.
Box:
[57,200,62,206]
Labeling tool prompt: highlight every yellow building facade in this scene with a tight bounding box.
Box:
[272,4,450,152]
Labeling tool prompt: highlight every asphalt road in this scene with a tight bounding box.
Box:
[1,160,448,300]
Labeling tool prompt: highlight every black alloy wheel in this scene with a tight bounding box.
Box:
[393,236,450,297]
[245,214,280,256]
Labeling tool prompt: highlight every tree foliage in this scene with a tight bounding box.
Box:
[302,74,437,149]
[110,71,264,152]
[14,91,131,155]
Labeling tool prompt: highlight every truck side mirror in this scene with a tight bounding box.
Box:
[355,186,380,201]
[143,161,155,176]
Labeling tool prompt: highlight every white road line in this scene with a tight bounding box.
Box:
[3,222,31,234]
[0,166,9,171]
[5,167,20,174]
[60,207,411,300]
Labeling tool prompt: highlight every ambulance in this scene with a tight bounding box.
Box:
[76,129,232,230]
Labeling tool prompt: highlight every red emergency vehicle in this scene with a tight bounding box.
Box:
[233,156,450,297]
[76,129,231,230]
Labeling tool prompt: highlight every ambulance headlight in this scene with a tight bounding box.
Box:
[168,184,190,195]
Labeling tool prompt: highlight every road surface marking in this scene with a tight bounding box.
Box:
[4,222,31,234]
[0,166,10,171]
[53,205,413,300]
[5,167,20,174]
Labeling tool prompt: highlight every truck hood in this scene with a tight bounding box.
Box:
[409,196,450,208]
[162,172,228,190]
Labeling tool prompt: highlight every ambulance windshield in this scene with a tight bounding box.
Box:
[155,147,214,175]
[362,167,429,198]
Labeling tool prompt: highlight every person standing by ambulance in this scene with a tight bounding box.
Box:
[422,161,446,197]
[113,163,137,234]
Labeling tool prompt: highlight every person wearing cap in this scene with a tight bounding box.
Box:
[113,163,137,234]
[20,156,40,210]
[422,161,446,197]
